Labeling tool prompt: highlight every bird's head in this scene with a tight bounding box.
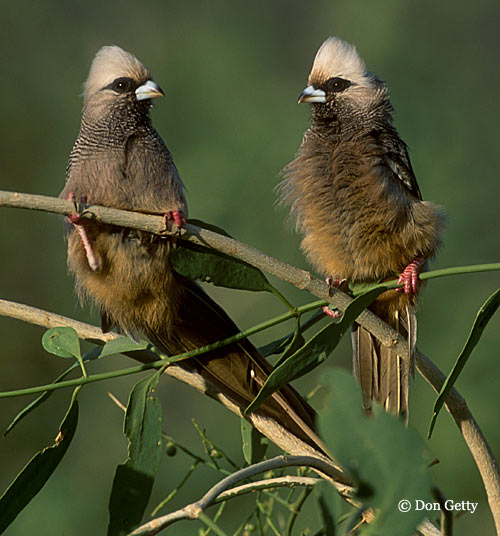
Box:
[298,37,387,125]
[82,46,164,121]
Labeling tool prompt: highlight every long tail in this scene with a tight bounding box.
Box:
[145,274,328,455]
[351,306,416,420]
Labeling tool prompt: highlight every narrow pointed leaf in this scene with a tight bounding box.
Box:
[0,391,79,533]
[187,218,233,238]
[428,287,500,438]
[274,330,305,368]
[93,337,150,358]
[245,287,387,414]
[319,370,432,536]
[258,310,325,358]
[258,333,294,357]
[170,241,274,293]
[108,373,163,536]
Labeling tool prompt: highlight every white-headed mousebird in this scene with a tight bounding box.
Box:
[60,46,326,455]
[279,37,445,419]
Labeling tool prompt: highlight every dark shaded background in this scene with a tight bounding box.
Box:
[1,1,499,534]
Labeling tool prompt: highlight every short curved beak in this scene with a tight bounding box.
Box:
[135,80,165,101]
[298,85,326,104]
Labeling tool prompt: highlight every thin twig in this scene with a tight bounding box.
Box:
[127,456,332,536]
[286,486,313,536]
[214,476,319,503]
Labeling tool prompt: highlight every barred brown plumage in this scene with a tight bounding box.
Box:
[60,45,326,455]
[279,37,445,419]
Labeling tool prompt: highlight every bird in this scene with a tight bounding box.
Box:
[279,37,445,418]
[59,45,325,454]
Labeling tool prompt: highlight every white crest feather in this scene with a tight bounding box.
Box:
[84,46,150,102]
[309,37,374,88]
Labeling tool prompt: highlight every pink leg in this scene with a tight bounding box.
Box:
[397,256,425,298]
[67,192,100,271]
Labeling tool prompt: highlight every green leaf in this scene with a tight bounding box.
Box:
[187,218,233,238]
[170,241,274,293]
[241,419,268,465]
[0,390,79,534]
[258,333,294,357]
[42,327,81,359]
[274,330,305,368]
[93,337,150,359]
[258,310,326,358]
[245,287,386,414]
[108,374,163,536]
[428,287,500,438]
[319,370,432,536]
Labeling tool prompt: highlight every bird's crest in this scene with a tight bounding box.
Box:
[308,37,374,88]
[84,46,150,102]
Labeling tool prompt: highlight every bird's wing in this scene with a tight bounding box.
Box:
[145,273,326,454]
[375,129,423,200]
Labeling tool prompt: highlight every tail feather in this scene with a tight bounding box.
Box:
[351,306,415,420]
[146,274,327,455]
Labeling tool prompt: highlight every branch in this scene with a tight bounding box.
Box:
[417,350,500,533]
[0,299,348,488]
[2,190,499,353]
[2,190,500,531]
[213,475,319,503]
[0,190,413,357]
[127,455,337,536]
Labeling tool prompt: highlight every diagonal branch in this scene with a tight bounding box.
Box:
[1,190,500,532]
[0,298,348,488]
[0,190,409,355]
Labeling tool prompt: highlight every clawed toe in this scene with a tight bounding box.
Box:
[322,305,343,319]
[326,275,347,297]
[397,256,425,298]
[67,192,89,224]
[165,210,186,233]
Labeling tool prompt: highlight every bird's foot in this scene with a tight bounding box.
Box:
[164,210,186,233]
[67,192,100,271]
[326,276,347,297]
[67,192,89,225]
[322,305,343,319]
[164,210,186,247]
[397,256,425,298]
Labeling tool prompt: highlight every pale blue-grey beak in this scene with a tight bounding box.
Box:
[298,85,326,104]
[135,80,164,101]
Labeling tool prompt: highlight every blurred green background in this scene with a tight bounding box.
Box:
[1,0,499,534]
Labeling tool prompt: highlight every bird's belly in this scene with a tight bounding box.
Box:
[67,228,180,334]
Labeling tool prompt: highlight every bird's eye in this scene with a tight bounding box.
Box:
[325,77,351,93]
[110,77,134,93]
